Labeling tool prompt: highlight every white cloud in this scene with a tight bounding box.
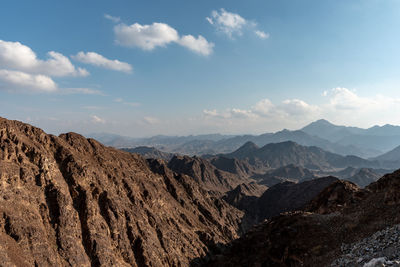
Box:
[325,87,373,110]
[231,108,258,119]
[203,97,320,131]
[319,87,400,126]
[203,88,400,133]
[104,14,120,23]
[0,40,88,77]
[114,22,179,50]
[72,51,132,73]
[91,115,106,124]
[207,9,247,38]
[253,98,276,116]
[255,30,269,39]
[0,69,57,92]
[143,116,159,125]
[178,35,214,56]
[207,9,269,40]
[281,99,319,116]
[113,22,213,55]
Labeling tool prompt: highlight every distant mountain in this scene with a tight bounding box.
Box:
[302,119,400,154]
[252,164,316,186]
[89,123,383,158]
[223,141,380,171]
[301,119,363,142]
[121,146,175,161]
[373,145,400,162]
[87,132,233,151]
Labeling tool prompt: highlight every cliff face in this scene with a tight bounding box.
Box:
[0,118,243,266]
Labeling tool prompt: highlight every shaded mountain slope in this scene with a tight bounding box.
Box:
[374,145,400,161]
[224,141,379,171]
[0,117,243,266]
[202,169,400,267]
[167,155,252,193]
[345,168,381,188]
[121,146,175,161]
[252,164,316,186]
[209,156,255,177]
[256,176,338,220]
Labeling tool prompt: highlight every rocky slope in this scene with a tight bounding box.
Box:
[121,146,175,161]
[167,155,253,193]
[252,164,316,186]
[223,176,337,232]
[0,117,243,266]
[203,169,400,266]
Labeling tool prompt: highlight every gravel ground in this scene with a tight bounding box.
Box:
[331,225,400,266]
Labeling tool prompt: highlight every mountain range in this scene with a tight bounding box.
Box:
[90,119,400,159]
[3,116,400,266]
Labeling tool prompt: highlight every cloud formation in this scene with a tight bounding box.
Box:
[202,88,400,132]
[254,30,269,39]
[114,97,140,107]
[0,40,95,93]
[178,35,214,56]
[114,22,214,56]
[206,9,269,40]
[73,51,133,73]
[0,69,57,92]
[104,14,121,23]
[204,98,318,122]
[0,40,88,77]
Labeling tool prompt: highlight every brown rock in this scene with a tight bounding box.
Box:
[0,117,243,266]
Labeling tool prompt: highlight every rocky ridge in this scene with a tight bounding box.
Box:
[203,169,400,266]
[0,117,243,266]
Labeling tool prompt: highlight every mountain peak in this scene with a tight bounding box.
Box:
[240,141,259,150]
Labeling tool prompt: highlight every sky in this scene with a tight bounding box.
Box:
[1,0,400,137]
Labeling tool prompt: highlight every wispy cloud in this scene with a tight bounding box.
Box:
[114,97,140,107]
[104,14,121,23]
[62,88,105,95]
[91,115,106,124]
[254,30,269,39]
[142,116,159,125]
[72,51,133,73]
[206,9,269,40]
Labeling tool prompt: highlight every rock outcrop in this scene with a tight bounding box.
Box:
[0,117,243,266]
[202,170,400,266]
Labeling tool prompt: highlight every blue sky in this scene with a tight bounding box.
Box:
[1,0,400,137]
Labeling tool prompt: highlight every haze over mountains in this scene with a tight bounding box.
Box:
[89,119,400,159]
